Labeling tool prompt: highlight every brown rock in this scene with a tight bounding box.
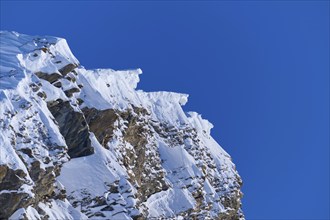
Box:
[35,72,62,84]
[47,100,93,158]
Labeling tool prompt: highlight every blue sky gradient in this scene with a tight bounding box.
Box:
[1,1,329,219]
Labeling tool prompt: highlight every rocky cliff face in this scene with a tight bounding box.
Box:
[0,31,243,219]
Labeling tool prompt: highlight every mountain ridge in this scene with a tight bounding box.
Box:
[0,31,243,219]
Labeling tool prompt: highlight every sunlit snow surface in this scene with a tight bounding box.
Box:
[0,31,241,219]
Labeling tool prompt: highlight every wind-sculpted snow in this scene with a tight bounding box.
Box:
[76,68,143,110]
[0,31,243,219]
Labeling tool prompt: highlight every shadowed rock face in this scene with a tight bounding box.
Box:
[0,154,64,219]
[82,108,118,147]
[64,87,80,98]
[59,63,78,76]
[29,161,59,202]
[47,100,93,158]
[35,72,62,84]
[0,165,26,191]
[0,191,31,219]
[0,166,32,218]
[120,109,169,203]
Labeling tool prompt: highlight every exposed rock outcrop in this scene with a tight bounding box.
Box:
[0,165,31,219]
[35,72,62,84]
[47,100,93,158]
[83,108,118,147]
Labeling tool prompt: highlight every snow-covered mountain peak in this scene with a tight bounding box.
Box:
[0,31,243,219]
[1,31,78,89]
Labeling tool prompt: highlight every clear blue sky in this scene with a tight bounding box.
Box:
[1,1,329,219]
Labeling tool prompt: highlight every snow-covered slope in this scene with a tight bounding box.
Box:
[0,31,243,219]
